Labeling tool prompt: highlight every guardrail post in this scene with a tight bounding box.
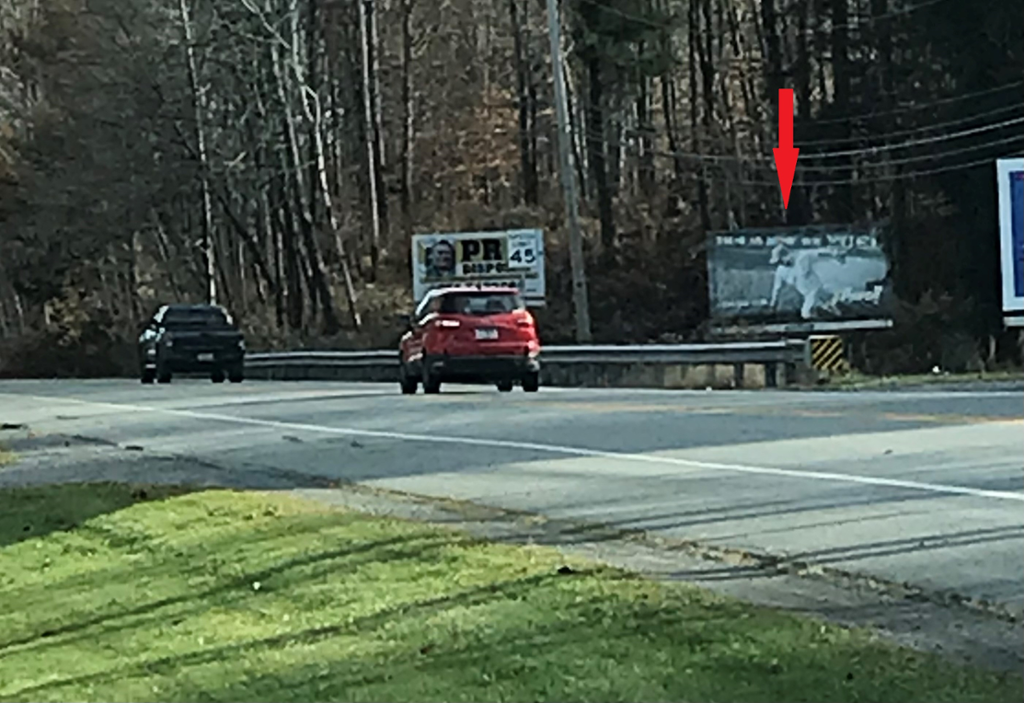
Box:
[732,362,745,389]
[765,362,778,388]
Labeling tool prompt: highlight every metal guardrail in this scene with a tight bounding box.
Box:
[246,350,396,368]
[245,339,811,388]
[247,340,807,366]
[539,339,808,364]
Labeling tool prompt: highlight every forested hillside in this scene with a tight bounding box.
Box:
[1,0,1021,376]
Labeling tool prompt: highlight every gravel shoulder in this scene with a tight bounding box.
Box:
[2,425,1021,674]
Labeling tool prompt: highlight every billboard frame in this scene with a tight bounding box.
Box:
[996,157,1024,328]
[410,229,547,308]
[705,222,894,333]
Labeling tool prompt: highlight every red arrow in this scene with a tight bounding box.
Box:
[773,88,799,209]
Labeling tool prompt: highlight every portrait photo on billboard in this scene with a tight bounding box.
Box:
[420,238,457,281]
[707,225,894,323]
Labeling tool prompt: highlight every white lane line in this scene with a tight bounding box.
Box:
[9,393,1024,504]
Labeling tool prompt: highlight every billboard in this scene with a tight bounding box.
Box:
[996,158,1023,326]
[411,229,546,306]
[707,224,892,326]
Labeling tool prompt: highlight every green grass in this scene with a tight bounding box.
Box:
[823,369,1024,389]
[0,484,1020,703]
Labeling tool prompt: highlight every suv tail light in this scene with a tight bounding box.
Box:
[435,319,461,329]
[516,319,533,327]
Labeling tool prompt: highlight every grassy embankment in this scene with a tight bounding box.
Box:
[822,369,1024,389]
[1,482,1020,703]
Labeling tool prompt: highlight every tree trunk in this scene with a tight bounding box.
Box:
[661,73,686,189]
[360,0,383,280]
[637,64,655,198]
[177,0,216,305]
[369,0,388,238]
[586,56,616,253]
[271,18,341,334]
[830,0,853,218]
[292,0,360,330]
[511,0,539,205]
[689,0,710,231]
[277,185,305,332]
[399,0,416,229]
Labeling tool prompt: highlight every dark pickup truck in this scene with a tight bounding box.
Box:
[138,304,246,384]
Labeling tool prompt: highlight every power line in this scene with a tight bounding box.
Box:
[589,115,1023,167]
[623,145,1019,186]
[620,101,1022,149]
[810,0,952,33]
[808,80,1023,125]
[748,154,1020,187]
[809,116,1024,159]
[601,132,1021,174]
[575,0,672,30]
[793,104,1022,148]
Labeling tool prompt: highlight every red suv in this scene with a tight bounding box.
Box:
[398,287,541,394]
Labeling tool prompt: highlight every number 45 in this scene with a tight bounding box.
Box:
[510,248,535,265]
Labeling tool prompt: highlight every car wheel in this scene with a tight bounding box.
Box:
[211,369,226,383]
[140,368,155,384]
[228,367,244,383]
[157,371,172,384]
[496,380,514,393]
[399,363,418,395]
[422,362,441,395]
[522,372,540,393]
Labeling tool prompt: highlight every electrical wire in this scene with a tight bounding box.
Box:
[618,102,1022,149]
[587,115,1024,168]
[793,103,1022,148]
[595,131,1022,176]
[807,0,953,33]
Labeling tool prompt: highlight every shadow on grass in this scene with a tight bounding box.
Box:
[2,484,1021,703]
[14,574,1020,703]
[0,482,198,550]
[6,569,586,698]
[1,520,465,655]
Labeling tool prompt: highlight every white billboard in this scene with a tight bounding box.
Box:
[996,157,1023,327]
[411,229,546,306]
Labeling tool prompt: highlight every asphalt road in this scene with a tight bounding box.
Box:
[2,378,1022,617]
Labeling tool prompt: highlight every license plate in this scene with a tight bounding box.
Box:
[197,353,215,362]
[474,328,498,340]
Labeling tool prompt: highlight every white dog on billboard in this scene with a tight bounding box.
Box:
[768,243,847,320]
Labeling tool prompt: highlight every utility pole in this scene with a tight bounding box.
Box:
[545,0,591,343]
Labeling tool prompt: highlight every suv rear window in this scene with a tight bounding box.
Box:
[163,308,229,326]
[439,292,524,316]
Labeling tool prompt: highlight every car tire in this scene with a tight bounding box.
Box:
[228,367,244,383]
[157,371,172,384]
[399,363,418,395]
[422,360,441,395]
[211,370,226,383]
[522,372,540,393]
[140,368,155,384]
[496,380,514,393]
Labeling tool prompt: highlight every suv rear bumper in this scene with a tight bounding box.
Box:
[145,349,244,372]
[427,354,540,382]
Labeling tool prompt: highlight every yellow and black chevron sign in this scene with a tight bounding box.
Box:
[810,335,850,373]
